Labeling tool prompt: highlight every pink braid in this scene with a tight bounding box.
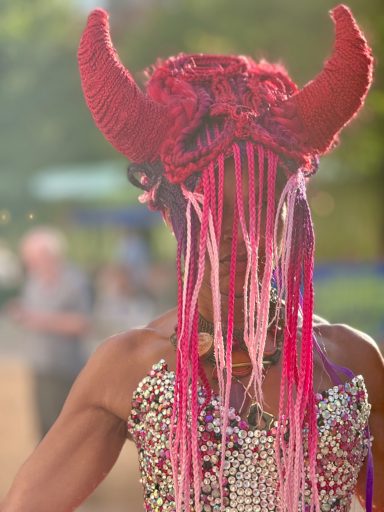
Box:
[275,174,300,508]
[171,196,199,511]
[246,143,257,348]
[217,153,225,241]
[300,195,319,510]
[189,171,211,512]
[245,143,260,402]
[284,218,302,509]
[208,161,217,228]
[207,191,226,404]
[232,144,251,340]
[177,170,212,512]
[254,149,277,403]
[274,172,321,511]
[218,174,239,498]
[170,207,189,507]
[190,305,202,512]
[233,143,259,402]
[181,234,197,512]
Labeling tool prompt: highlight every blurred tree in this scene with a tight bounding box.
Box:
[1,0,383,257]
[0,0,115,207]
[109,0,384,257]
[110,0,383,178]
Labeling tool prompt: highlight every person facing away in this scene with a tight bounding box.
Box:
[5,226,91,438]
[2,4,384,512]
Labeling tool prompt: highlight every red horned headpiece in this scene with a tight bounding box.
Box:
[78,5,373,182]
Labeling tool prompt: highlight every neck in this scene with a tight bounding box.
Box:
[197,276,283,351]
[198,280,246,329]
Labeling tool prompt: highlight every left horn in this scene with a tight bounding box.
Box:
[284,4,373,153]
[78,9,171,162]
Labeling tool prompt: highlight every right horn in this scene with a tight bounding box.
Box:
[78,9,171,162]
[285,4,373,153]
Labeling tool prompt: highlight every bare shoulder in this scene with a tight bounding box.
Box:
[315,322,384,409]
[66,308,177,423]
[315,323,383,373]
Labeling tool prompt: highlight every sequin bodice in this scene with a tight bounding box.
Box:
[127,360,371,511]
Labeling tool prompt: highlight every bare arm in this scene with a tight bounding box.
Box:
[1,330,148,512]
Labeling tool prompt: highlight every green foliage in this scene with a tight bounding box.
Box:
[0,0,116,198]
[1,0,383,256]
[314,270,384,342]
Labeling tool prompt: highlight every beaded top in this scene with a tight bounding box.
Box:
[127,360,371,511]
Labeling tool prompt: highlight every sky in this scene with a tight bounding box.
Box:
[74,0,108,11]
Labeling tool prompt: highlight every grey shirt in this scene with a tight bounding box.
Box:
[21,263,91,377]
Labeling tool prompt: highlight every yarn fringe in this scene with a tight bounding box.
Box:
[169,144,320,511]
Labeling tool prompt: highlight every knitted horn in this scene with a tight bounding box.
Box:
[286,4,373,153]
[78,9,171,162]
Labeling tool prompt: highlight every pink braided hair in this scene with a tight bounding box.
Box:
[170,143,320,511]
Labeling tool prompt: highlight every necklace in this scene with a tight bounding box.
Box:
[170,311,283,376]
[169,312,283,430]
[232,375,276,431]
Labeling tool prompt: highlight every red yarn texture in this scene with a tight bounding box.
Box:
[78,4,373,183]
[287,4,373,153]
[78,9,172,163]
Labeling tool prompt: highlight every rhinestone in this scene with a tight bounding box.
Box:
[128,361,370,512]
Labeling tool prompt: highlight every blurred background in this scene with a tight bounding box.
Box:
[0,0,382,510]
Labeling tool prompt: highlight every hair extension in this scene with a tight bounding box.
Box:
[133,148,321,511]
[218,162,239,500]
[246,141,257,360]
[256,149,278,400]
[216,153,225,241]
[274,173,319,511]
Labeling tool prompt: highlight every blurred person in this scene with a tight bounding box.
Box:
[0,239,22,307]
[93,262,155,336]
[5,226,91,438]
[145,261,178,312]
[2,5,384,512]
[115,228,151,289]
